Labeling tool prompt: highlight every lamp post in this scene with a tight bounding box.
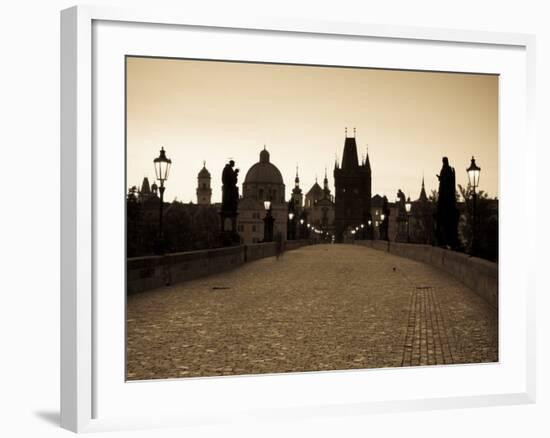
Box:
[263,200,274,242]
[405,197,412,243]
[367,219,372,240]
[287,211,295,240]
[153,147,172,254]
[467,156,481,256]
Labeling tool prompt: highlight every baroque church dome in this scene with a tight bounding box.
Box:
[244,147,284,185]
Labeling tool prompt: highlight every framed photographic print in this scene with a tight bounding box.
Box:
[61,5,536,433]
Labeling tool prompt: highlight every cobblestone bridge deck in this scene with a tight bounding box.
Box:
[127,244,498,380]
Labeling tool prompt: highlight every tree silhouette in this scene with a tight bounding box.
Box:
[126,186,143,257]
[457,183,498,261]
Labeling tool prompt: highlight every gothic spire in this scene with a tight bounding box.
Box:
[365,146,371,172]
[323,166,330,198]
[419,173,428,201]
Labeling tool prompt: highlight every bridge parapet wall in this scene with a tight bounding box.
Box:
[245,242,277,262]
[356,241,498,308]
[128,240,313,294]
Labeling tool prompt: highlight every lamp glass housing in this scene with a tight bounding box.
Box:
[153,147,172,182]
[467,156,481,189]
[264,200,271,211]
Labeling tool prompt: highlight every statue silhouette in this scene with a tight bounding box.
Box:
[220,160,240,246]
[221,160,239,215]
[396,189,406,220]
[436,157,459,249]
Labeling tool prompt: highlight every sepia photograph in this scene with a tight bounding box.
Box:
[125,56,498,381]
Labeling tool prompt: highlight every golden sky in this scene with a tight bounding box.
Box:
[126,57,498,203]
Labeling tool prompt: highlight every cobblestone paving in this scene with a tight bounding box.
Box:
[126,244,498,380]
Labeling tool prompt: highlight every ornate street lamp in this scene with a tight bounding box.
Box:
[153,147,171,254]
[467,156,481,255]
[379,213,386,241]
[298,217,305,240]
[405,196,412,243]
[364,219,371,240]
[263,200,274,242]
[467,156,481,189]
[287,211,295,240]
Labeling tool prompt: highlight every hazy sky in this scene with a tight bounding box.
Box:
[127,57,498,203]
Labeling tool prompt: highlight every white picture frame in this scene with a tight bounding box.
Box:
[60,5,536,433]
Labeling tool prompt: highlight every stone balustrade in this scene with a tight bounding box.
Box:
[127,240,313,294]
[355,240,498,308]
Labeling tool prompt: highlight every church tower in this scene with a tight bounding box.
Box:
[196,161,212,205]
[291,166,303,212]
[333,128,372,241]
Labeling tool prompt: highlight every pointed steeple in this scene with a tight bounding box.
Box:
[419,174,428,201]
[323,166,330,198]
[365,146,371,172]
[292,164,303,199]
[141,177,151,195]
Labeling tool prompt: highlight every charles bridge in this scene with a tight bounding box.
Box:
[126,242,498,379]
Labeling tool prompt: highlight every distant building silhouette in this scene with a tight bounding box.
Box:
[334,131,372,241]
[138,177,158,203]
[304,169,335,235]
[412,176,435,244]
[305,178,323,208]
[196,161,212,205]
[237,147,287,244]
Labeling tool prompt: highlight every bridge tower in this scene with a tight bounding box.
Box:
[334,129,372,242]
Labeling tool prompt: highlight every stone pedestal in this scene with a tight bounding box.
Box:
[219,211,240,246]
